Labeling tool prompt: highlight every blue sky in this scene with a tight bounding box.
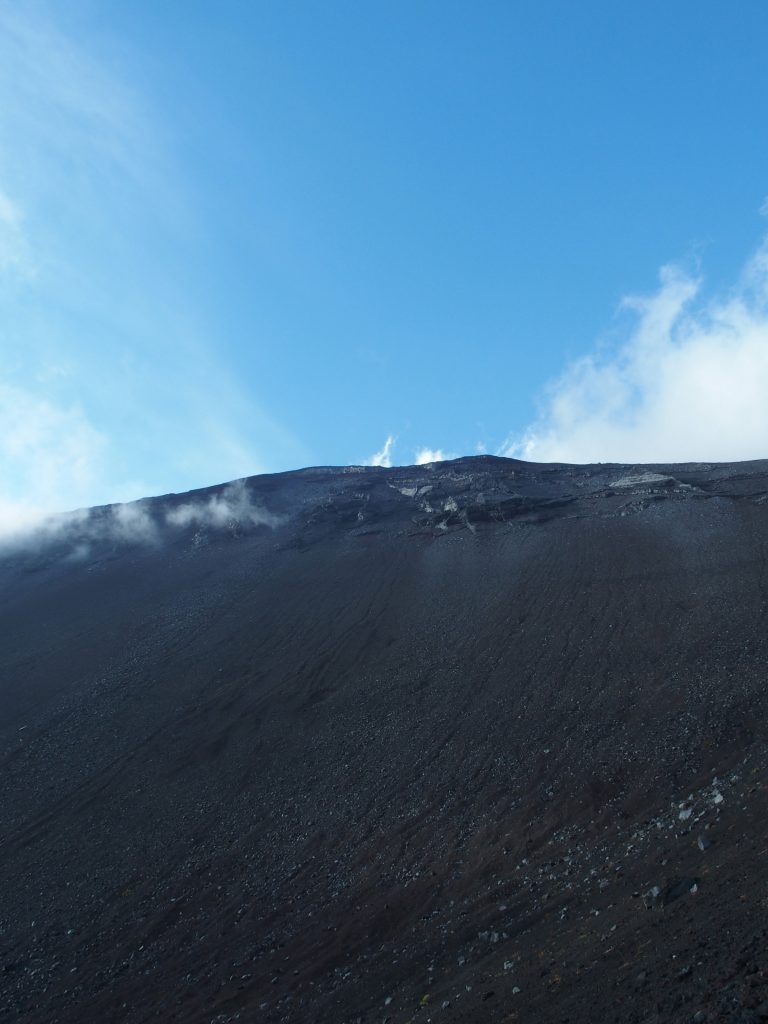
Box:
[2,0,768,531]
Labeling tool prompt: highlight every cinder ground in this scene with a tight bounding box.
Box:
[1,457,767,1023]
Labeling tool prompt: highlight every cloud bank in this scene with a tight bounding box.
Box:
[502,238,768,465]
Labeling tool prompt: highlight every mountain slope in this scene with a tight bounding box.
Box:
[1,456,768,1023]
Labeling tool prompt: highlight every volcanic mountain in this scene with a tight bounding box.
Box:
[1,456,768,1024]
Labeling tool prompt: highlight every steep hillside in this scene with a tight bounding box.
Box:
[1,456,768,1024]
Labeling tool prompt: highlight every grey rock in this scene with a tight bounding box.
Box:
[644,886,662,909]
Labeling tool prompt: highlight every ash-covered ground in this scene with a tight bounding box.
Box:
[1,456,768,1024]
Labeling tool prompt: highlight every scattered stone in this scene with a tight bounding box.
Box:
[644,886,662,909]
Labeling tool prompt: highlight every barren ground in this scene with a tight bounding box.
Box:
[1,456,767,1024]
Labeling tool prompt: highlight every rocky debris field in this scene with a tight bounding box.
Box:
[1,455,768,1023]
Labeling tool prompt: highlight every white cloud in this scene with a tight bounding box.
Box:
[501,239,768,465]
[12,499,160,552]
[111,501,158,544]
[0,496,160,555]
[415,447,454,465]
[365,440,459,468]
[1,479,280,554]
[166,480,279,531]
[366,435,395,467]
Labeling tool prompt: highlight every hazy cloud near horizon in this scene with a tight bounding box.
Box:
[0,381,108,538]
[501,237,768,465]
[0,480,278,551]
[165,481,280,531]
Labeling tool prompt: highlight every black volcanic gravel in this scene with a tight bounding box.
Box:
[1,456,768,1023]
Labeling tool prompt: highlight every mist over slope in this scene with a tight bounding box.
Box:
[1,456,768,1024]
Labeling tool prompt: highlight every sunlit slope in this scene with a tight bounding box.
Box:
[2,456,768,1024]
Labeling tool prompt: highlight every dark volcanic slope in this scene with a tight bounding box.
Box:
[2,456,768,1024]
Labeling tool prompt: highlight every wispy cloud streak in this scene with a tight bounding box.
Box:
[366,435,395,467]
[0,2,306,523]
